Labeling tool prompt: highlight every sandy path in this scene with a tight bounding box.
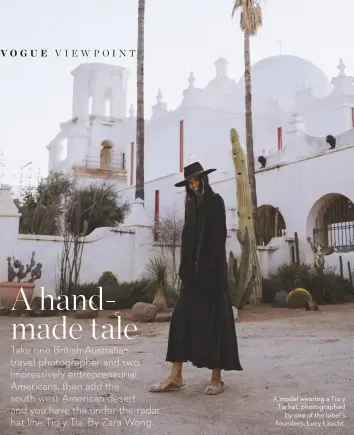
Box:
[0,304,353,435]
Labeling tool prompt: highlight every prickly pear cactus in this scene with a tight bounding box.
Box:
[288,288,312,309]
[230,128,262,308]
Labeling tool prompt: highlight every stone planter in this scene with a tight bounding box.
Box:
[0,282,35,310]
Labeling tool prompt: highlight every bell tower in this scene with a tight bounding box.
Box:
[65,63,130,186]
[71,63,129,120]
[47,63,130,188]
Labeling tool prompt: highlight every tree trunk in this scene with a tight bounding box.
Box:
[135,0,145,200]
[244,32,258,242]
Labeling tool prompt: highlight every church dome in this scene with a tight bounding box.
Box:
[203,58,238,105]
[236,55,332,111]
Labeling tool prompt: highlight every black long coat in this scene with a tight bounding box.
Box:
[166,184,243,371]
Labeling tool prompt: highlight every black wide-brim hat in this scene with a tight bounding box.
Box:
[174,162,216,187]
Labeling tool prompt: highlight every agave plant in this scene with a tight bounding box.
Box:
[141,256,174,312]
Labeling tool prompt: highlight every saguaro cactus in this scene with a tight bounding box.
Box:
[230,128,262,307]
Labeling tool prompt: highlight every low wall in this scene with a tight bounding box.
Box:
[1,183,353,302]
[6,223,163,298]
[15,227,138,296]
[5,227,354,300]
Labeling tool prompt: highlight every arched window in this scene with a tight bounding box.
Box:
[104,99,111,116]
[88,96,93,115]
[61,138,68,160]
[311,194,354,251]
[104,88,112,117]
[100,140,113,168]
[257,205,286,246]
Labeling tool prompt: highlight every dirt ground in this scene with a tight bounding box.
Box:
[0,303,353,435]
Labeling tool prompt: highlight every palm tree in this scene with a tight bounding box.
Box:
[135,0,145,201]
[232,1,263,242]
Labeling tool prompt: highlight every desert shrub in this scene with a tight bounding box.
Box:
[97,271,119,309]
[72,279,149,309]
[263,262,354,304]
[141,256,179,312]
[262,277,285,303]
[72,272,119,309]
[17,172,130,236]
[305,267,354,304]
[117,280,151,308]
[73,275,179,310]
[273,263,313,289]
[117,278,179,309]
[71,283,100,305]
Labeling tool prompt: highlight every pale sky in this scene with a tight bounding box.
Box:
[0,0,353,187]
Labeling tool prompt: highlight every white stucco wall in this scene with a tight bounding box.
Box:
[8,55,354,294]
[4,225,165,299]
[116,136,354,280]
[48,55,354,191]
[0,186,162,297]
[13,228,139,297]
[119,173,185,221]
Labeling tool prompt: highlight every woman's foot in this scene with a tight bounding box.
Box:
[211,378,223,388]
[149,375,184,393]
[204,381,224,395]
[205,369,224,395]
[211,369,222,387]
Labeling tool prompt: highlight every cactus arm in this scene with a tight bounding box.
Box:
[234,227,251,307]
[236,230,244,245]
[241,265,257,306]
[230,128,262,307]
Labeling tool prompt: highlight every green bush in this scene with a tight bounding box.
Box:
[72,277,180,310]
[263,262,354,305]
[71,282,101,307]
[117,280,151,308]
[17,172,130,236]
[262,277,285,303]
[306,268,354,304]
[121,278,178,309]
[97,271,119,309]
[72,272,120,309]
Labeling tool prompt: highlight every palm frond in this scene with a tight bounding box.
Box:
[232,0,263,35]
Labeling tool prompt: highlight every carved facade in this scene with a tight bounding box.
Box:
[46,55,354,259]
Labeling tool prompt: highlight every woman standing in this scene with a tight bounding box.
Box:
[149,162,242,395]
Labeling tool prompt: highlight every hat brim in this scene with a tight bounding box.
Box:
[174,168,216,187]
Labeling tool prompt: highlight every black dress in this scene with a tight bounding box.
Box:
[166,184,242,371]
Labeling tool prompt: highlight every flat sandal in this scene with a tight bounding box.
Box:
[149,377,184,393]
[204,381,224,395]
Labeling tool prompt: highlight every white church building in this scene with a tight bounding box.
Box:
[45,54,354,279]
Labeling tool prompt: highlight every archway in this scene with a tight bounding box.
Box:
[100,140,113,168]
[307,193,354,251]
[257,205,286,246]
